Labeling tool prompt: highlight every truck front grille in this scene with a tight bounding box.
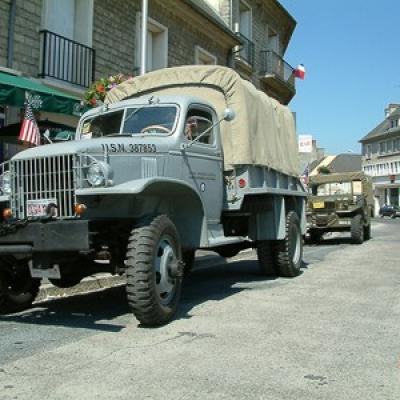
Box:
[11,155,76,219]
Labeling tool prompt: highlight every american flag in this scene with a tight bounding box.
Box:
[18,102,40,146]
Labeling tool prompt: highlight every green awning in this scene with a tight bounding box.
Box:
[0,72,81,115]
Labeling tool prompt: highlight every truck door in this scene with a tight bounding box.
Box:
[181,106,223,224]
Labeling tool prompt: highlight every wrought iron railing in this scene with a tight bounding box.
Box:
[235,32,255,67]
[260,50,295,89]
[39,30,95,88]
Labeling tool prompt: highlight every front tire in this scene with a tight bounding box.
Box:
[0,269,41,314]
[351,215,364,244]
[275,211,303,277]
[126,215,183,326]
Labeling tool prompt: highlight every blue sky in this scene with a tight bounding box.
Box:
[279,0,400,154]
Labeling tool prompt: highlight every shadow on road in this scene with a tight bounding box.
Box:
[1,258,284,330]
[0,285,129,332]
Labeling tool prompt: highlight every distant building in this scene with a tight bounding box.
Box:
[360,103,400,210]
[309,153,362,176]
[299,138,325,175]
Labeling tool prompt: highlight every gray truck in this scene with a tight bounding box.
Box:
[0,66,306,325]
[306,172,374,244]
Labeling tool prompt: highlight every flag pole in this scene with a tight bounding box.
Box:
[140,0,148,76]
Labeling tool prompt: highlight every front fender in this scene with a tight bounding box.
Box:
[76,178,207,248]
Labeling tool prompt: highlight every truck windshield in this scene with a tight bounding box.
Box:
[79,106,177,138]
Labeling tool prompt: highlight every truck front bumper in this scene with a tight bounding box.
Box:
[0,220,90,255]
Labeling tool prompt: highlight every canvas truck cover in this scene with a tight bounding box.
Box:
[309,172,374,203]
[105,65,299,176]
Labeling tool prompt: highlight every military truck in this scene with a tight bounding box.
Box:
[306,172,374,244]
[0,66,306,325]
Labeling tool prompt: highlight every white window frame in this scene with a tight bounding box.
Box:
[136,14,168,72]
[194,46,217,65]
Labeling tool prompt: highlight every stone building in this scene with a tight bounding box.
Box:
[360,103,400,211]
[0,0,297,158]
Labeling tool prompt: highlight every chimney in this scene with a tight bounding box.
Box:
[385,103,400,118]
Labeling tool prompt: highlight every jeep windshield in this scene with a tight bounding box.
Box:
[79,106,178,138]
[311,181,362,196]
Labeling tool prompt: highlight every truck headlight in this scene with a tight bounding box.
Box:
[0,171,12,195]
[87,162,112,187]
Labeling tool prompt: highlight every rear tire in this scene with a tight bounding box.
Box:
[275,211,303,277]
[126,215,183,326]
[0,269,41,314]
[257,241,277,276]
[351,215,364,244]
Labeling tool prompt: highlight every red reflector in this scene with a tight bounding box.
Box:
[238,178,246,188]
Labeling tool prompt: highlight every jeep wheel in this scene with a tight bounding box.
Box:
[275,211,303,277]
[126,215,183,326]
[0,269,41,314]
[363,223,371,241]
[351,215,364,244]
[257,240,277,276]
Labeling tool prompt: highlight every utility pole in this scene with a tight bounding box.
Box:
[140,0,148,76]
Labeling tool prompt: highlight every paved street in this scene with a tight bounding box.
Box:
[0,219,399,400]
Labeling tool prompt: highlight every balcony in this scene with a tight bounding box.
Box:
[234,32,255,68]
[39,30,95,89]
[260,50,296,104]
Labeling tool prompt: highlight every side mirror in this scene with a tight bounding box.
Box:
[223,108,235,122]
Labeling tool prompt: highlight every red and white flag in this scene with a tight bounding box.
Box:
[294,64,306,80]
[18,102,40,146]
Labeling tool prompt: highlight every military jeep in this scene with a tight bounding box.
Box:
[306,172,374,244]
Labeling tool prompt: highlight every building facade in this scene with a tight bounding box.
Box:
[360,104,400,211]
[0,0,297,159]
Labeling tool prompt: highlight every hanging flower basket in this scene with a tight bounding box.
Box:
[83,74,134,108]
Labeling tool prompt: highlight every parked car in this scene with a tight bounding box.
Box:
[379,204,400,218]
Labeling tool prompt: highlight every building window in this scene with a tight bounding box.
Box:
[41,0,94,87]
[387,140,393,153]
[195,46,217,65]
[42,0,93,45]
[267,27,279,53]
[365,144,372,158]
[379,141,387,154]
[238,0,252,40]
[390,119,399,129]
[394,138,400,152]
[136,15,168,72]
